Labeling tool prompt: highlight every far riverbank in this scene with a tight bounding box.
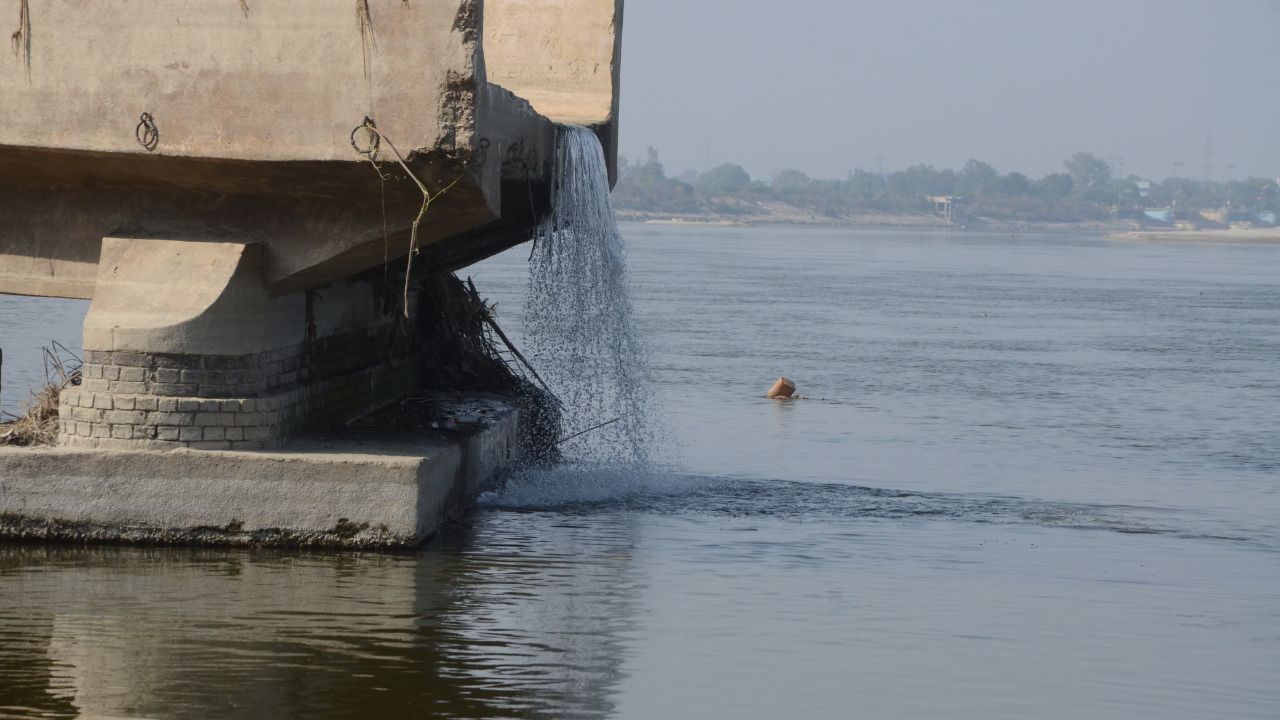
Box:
[617,203,1134,235]
[617,204,1280,243]
[1109,227,1280,244]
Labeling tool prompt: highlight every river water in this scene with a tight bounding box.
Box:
[1,226,1278,719]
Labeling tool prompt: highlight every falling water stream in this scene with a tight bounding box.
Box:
[523,126,657,466]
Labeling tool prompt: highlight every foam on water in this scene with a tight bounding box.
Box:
[478,464,708,510]
[523,125,658,466]
[478,469,1272,547]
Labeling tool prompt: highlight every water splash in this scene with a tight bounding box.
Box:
[478,470,1269,547]
[525,126,658,466]
[479,465,709,510]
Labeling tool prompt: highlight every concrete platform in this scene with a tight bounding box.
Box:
[0,396,519,549]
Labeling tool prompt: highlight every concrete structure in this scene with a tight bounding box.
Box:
[927,195,967,223]
[0,0,623,546]
[1,396,519,547]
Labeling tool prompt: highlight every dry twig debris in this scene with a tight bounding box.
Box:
[0,342,81,447]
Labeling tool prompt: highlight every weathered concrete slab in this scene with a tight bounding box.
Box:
[0,0,624,298]
[0,396,519,549]
[485,0,624,183]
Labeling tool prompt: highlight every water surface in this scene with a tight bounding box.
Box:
[1,226,1278,719]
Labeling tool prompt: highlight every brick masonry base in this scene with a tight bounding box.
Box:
[60,361,418,450]
[60,328,420,450]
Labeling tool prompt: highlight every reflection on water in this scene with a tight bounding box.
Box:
[2,227,1279,719]
[0,512,639,719]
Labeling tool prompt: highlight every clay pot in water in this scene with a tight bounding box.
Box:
[766,376,796,399]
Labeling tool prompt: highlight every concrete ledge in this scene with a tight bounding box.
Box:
[0,397,520,549]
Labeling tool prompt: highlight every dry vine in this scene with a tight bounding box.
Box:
[356,0,376,80]
[350,118,466,318]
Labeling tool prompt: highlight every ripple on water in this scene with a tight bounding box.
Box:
[478,465,1275,550]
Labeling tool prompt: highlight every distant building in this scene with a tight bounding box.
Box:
[1199,208,1230,225]
[927,195,966,223]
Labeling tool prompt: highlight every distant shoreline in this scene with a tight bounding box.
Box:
[616,208,1280,243]
[1107,228,1280,244]
[615,205,950,229]
[616,207,1126,235]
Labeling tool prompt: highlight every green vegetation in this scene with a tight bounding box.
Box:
[613,149,1280,224]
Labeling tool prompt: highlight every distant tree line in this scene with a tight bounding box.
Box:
[612,148,1280,223]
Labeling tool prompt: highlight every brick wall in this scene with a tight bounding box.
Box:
[61,327,420,450]
[60,394,279,450]
[78,329,397,399]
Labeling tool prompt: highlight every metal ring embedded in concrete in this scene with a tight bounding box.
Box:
[134,112,159,152]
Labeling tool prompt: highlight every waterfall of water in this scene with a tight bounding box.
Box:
[525,125,656,466]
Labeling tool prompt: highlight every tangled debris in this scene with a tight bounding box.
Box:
[0,384,60,446]
[360,273,563,464]
[0,343,81,447]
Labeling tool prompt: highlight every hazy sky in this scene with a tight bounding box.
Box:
[618,0,1280,182]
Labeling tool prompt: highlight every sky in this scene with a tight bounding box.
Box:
[617,0,1280,183]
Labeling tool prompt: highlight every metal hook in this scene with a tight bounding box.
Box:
[134,112,159,152]
[350,116,380,159]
